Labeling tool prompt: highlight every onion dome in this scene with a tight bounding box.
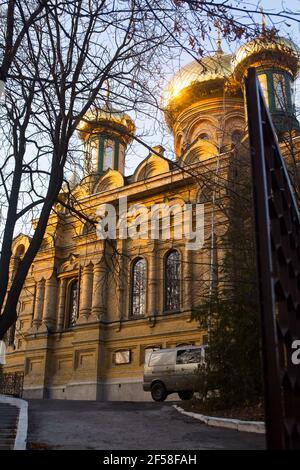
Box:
[232,36,300,81]
[232,36,300,135]
[78,107,135,146]
[163,52,239,130]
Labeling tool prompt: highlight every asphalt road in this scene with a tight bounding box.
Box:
[27,400,266,450]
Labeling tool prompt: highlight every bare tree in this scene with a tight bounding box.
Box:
[0,0,298,340]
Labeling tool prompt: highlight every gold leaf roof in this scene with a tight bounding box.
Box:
[163,53,233,107]
[232,36,300,80]
[162,52,241,130]
[78,107,135,145]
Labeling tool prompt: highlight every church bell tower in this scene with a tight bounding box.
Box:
[78,104,135,175]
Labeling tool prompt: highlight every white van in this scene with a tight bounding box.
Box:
[143,345,206,402]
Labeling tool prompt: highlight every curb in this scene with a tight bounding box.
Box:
[0,394,28,450]
[173,405,265,434]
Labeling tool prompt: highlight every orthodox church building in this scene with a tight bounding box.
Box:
[4,33,300,400]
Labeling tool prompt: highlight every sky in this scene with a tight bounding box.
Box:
[124,0,300,175]
[2,0,300,239]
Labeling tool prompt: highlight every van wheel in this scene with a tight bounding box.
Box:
[151,382,167,402]
[178,391,194,401]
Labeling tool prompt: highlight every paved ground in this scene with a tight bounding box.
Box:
[27,400,266,450]
[0,402,19,450]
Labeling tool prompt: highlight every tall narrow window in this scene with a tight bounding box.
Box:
[258,73,269,106]
[131,258,146,317]
[103,145,113,171]
[274,73,287,110]
[164,250,181,312]
[67,280,79,327]
[290,79,295,109]
[89,137,98,171]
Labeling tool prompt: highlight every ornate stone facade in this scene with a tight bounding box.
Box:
[4,35,300,400]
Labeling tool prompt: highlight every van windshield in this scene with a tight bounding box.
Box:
[176,349,203,364]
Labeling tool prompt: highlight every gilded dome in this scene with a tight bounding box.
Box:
[232,36,300,80]
[78,107,135,145]
[163,53,232,104]
[163,52,240,130]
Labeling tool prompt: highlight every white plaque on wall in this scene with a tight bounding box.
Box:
[114,350,131,364]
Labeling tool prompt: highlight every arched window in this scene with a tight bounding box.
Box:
[231,130,243,145]
[103,145,114,170]
[82,221,95,235]
[199,133,209,141]
[15,244,25,258]
[67,280,79,327]
[131,258,146,317]
[89,137,98,171]
[12,244,25,278]
[273,73,287,110]
[164,250,181,312]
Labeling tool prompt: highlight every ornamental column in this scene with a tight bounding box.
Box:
[32,279,45,328]
[78,263,93,322]
[182,247,192,312]
[42,275,57,331]
[91,259,107,320]
[56,277,67,330]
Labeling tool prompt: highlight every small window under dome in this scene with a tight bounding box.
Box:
[231,130,243,145]
[89,137,98,170]
[15,244,25,258]
[199,133,209,141]
[273,73,288,110]
[258,74,269,106]
[103,144,114,171]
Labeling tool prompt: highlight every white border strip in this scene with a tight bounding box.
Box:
[173,405,265,434]
[0,394,28,450]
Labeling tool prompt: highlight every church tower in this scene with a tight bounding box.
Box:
[232,34,300,137]
[163,41,245,164]
[78,105,135,175]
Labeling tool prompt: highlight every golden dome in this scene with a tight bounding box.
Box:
[232,36,300,80]
[163,53,239,130]
[78,107,135,145]
[164,53,232,102]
